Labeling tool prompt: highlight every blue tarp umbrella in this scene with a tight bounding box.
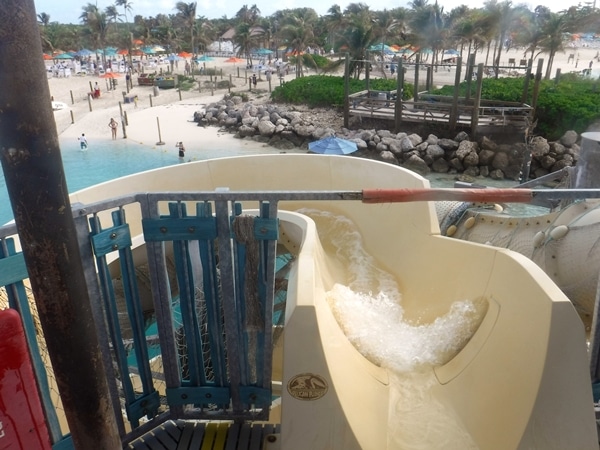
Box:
[308,136,358,155]
[194,55,214,62]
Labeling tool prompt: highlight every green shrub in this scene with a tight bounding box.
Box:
[271,75,413,108]
[432,75,600,140]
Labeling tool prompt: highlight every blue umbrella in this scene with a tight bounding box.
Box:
[194,55,214,62]
[54,53,73,59]
[308,136,358,155]
[76,48,93,57]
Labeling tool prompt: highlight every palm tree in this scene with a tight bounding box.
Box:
[80,3,110,62]
[115,0,133,25]
[233,22,263,65]
[175,2,197,53]
[338,5,378,79]
[236,4,261,25]
[538,12,571,79]
[37,12,51,27]
[279,15,317,77]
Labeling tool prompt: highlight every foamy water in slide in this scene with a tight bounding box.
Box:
[303,208,485,449]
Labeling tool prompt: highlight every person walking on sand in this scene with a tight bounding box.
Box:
[108,117,118,140]
[78,133,88,150]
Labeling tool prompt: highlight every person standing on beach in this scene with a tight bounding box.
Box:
[108,117,118,140]
[78,133,88,150]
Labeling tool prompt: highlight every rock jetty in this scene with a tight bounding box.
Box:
[194,95,580,181]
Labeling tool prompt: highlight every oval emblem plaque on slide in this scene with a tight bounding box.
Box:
[287,373,328,401]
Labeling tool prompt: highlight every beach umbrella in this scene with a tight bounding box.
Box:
[308,136,358,155]
[54,53,73,59]
[255,48,273,55]
[166,54,182,62]
[178,51,193,58]
[117,49,129,55]
[42,53,53,60]
[99,72,121,78]
[141,46,155,54]
[225,56,244,63]
[194,55,214,62]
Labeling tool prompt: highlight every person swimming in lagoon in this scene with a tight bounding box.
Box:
[176,141,185,159]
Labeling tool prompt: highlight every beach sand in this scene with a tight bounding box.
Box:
[48,45,600,152]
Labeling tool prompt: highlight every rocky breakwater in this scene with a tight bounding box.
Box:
[194,96,581,181]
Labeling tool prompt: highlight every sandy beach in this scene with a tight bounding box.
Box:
[48,45,600,153]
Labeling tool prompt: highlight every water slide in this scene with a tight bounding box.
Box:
[68,154,597,449]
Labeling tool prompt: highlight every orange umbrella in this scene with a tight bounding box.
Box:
[178,51,193,58]
[117,49,129,55]
[225,57,244,63]
[99,72,122,78]
[42,53,53,60]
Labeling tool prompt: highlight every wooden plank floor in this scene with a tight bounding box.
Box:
[128,421,280,450]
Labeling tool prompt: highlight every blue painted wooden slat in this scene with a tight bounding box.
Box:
[142,217,217,242]
[90,223,132,256]
[90,213,160,428]
[0,252,27,286]
[165,386,231,407]
[167,203,205,388]
[196,202,227,387]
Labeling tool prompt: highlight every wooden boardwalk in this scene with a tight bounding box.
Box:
[347,91,534,134]
[128,420,281,450]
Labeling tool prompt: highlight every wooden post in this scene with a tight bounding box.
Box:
[118,102,127,138]
[555,68,562,85]
[531,58,544,112]
[229,74,232,93]
[87,92,93,111]
[425,66,431,91]
[156,116,165,145]
[0,1,121,449]
[521,59,533,104]
[414,53,420,102]
[149,93,153,107]
[365,50,370,92]
[237,67,240,78]
[470,63,484,134]
[465,53,476,101]
[70,90,74,104]
[343,53,350,128]
[394,59,404,133]
[449,57,462,131]
[70,110,74,124]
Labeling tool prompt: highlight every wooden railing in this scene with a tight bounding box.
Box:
[0,191,283,448]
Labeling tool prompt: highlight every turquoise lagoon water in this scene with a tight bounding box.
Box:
[0,139,534,225]
[0,137,283,225]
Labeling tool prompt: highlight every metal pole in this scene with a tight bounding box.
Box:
[0,1,121,449]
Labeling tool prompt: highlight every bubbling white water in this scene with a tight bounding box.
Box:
[300,208,484,449]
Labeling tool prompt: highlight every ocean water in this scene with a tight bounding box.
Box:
[0,137,283,225]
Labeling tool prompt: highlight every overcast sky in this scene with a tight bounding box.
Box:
[33,0,587,25]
